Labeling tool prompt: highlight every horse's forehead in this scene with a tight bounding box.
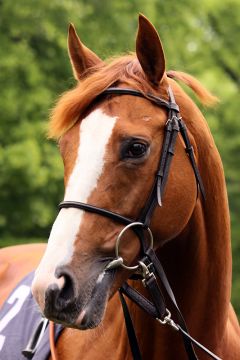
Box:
[60,97,166,159]
[102,95,165,123]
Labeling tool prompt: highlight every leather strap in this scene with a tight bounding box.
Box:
[120,282,158,318]
[101,87,179,112]
[145,249,198,359]
[156,120,174,206]
[178,327,221,360]
[49,321,59,360]
[119,291,142,360]
[121,281,221,360]
[178,119,206,200]
[59,201,133,225]
[143,275,166,319]
[138,110,180,226]
[138,119,174,223]
[119,250,221,360]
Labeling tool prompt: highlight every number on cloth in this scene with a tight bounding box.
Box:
[0,285,30,351]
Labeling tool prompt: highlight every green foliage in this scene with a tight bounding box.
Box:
[0,1,239,313]
[0,236,44,248]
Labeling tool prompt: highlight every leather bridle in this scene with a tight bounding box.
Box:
[58,86,221,360]
[59,86,205,227]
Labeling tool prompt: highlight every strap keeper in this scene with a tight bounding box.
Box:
[172,122,180,132]
[156,169,163,178]
[168,148,175,155]
[165,121,172,131]
[185,146,194,154]
[156,177,162,207]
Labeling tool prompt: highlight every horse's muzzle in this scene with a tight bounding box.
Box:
[33,265,115,329]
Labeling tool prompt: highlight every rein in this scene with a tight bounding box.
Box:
[57,86,220,360]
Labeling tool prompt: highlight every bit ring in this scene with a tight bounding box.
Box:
[115,222,153,270]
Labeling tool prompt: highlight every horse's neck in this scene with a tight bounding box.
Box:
[119,200,231,360]
[161,201,231,339]
[129,158,233,358]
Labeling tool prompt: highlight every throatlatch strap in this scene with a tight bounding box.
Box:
[178,119,206,200]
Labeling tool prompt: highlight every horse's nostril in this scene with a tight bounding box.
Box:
[59,273,75,302]
[45,283,62,312]
[44,267,76,314]
[55,266,77,303]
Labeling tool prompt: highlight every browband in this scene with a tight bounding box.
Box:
[101,87,180,112]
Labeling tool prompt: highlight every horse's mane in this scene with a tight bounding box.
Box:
[167,70,218,107]
[49,54,218,139]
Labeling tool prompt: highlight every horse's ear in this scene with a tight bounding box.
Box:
[136,14,165,86]
[68,23,103,80]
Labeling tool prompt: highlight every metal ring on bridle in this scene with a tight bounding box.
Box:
[115,222,154,270]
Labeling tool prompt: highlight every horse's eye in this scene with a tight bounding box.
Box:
[122,141,149,159]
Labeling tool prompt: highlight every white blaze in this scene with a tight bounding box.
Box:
[32,109,117,290]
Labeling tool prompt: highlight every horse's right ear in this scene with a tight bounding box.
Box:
[68,24,103,80]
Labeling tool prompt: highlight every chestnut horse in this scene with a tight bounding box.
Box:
[1,14,240,359]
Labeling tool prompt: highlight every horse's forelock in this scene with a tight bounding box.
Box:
[48,54,155,139]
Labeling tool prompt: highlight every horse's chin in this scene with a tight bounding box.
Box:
[74,291,109,330]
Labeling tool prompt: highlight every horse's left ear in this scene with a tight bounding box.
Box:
[136,14,165,86]
[68,23,103,80]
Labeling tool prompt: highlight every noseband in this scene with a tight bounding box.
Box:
[58,86,221,360]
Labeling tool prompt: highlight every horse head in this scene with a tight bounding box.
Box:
[32,15,202,330]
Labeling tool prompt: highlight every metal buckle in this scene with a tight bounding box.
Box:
[138,260,156,287]
[22,317,49,357]
[157,309,179,331]
[105,222,153,271]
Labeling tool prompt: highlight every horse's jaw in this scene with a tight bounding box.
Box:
[75,270,114,330]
